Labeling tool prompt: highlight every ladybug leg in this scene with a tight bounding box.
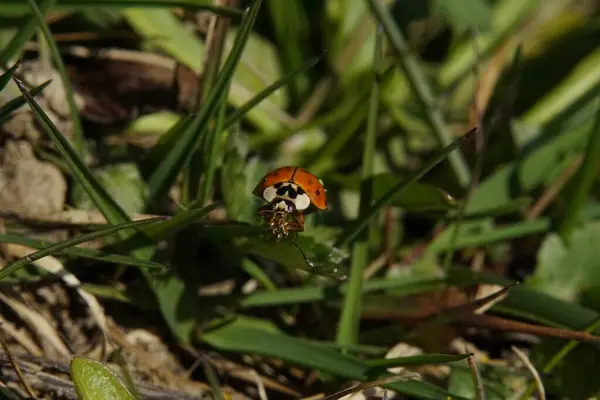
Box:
[287,212,305,233]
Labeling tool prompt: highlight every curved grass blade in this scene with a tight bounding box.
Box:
[365,354,471,376]
[0,62,19,92]
[0,79,51,125]
[336,127,476,247]
[222,53,324,130]
[0,233,165,271]
[201,317,468,400]
[0,217,165,281]
[368,0,471,188]
[0,0,243,17]
[146,0,263,205]
[0,0,53,66]
[26,0,85,155]
[13,76,132,227]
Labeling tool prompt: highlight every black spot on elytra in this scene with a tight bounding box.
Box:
[316,189,321,196]
[308,179,314,184]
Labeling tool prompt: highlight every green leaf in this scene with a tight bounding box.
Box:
[72,163,148,215]
[332,172,457,213]
[220,132,264,223]
[528,221,600,301]
[145,1,263,205]
[200,316,467,400]
[431,0,493,33]
[0,217,165,281]
[70,357,135,400]
[199,222,348,280]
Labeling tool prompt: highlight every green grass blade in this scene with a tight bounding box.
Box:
[368,0,471,188]
[26,0,85,155]
[0,62,19,92]
[0,217,165,281]
[336,26,382,347]
[222,53,323,130]
[0,79,51,124]
[557,97,600,241]
[336,127,476,247]
[13,76,132,226]
[365,354,471,376]
[146,0,263,205]
[0,233,166,271]
[0,0,242,17]
[0,0,53,65]
[201,317,467,400]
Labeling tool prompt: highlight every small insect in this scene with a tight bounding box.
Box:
[253,166,328,241]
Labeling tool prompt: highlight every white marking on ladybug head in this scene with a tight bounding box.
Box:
[262,182,311,211]
[263,185,278,203]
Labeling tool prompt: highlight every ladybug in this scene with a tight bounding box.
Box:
[253,166,328,240]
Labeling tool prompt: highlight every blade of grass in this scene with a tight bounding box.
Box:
[336,127,476,248]
[0,0,242,17]
[0,0,53,66]
[368,0,471,188]
[336,25,382,347]
[0,79,51,124]
[146,0,263,205]
[0,62,19,91]
[25,0,85,156]
[0,233,165,271]
[13,76,132,227]
[0,217,165,281]
[222,53,324,130]
[557,97,600,242]
[198,89,229,206]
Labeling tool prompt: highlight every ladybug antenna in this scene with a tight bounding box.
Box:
[291,239,315,270]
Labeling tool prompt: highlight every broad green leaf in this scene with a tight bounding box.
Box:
[122,6,289,133]
[332,172,457,213]
[0,217,165,281]
[70,357,135,400]
[201,316,467,400]
[431,0,493,33]
[220,132,264,223]
[72,163,148,215]
[528,221,600,301]
[198,222,348,280]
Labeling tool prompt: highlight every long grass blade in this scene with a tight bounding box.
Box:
[0,0,53,66]
[26,0,86,155]
[0,217,165,281]
[146,0,263,205]
[557,97,600,241]
[368,0,471,188]
[222,53,324,130]
[0,234,165,271]
[0,79,51,124]
[13,76,132,227]
[336,26,382,347]
[336,127,476,247]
